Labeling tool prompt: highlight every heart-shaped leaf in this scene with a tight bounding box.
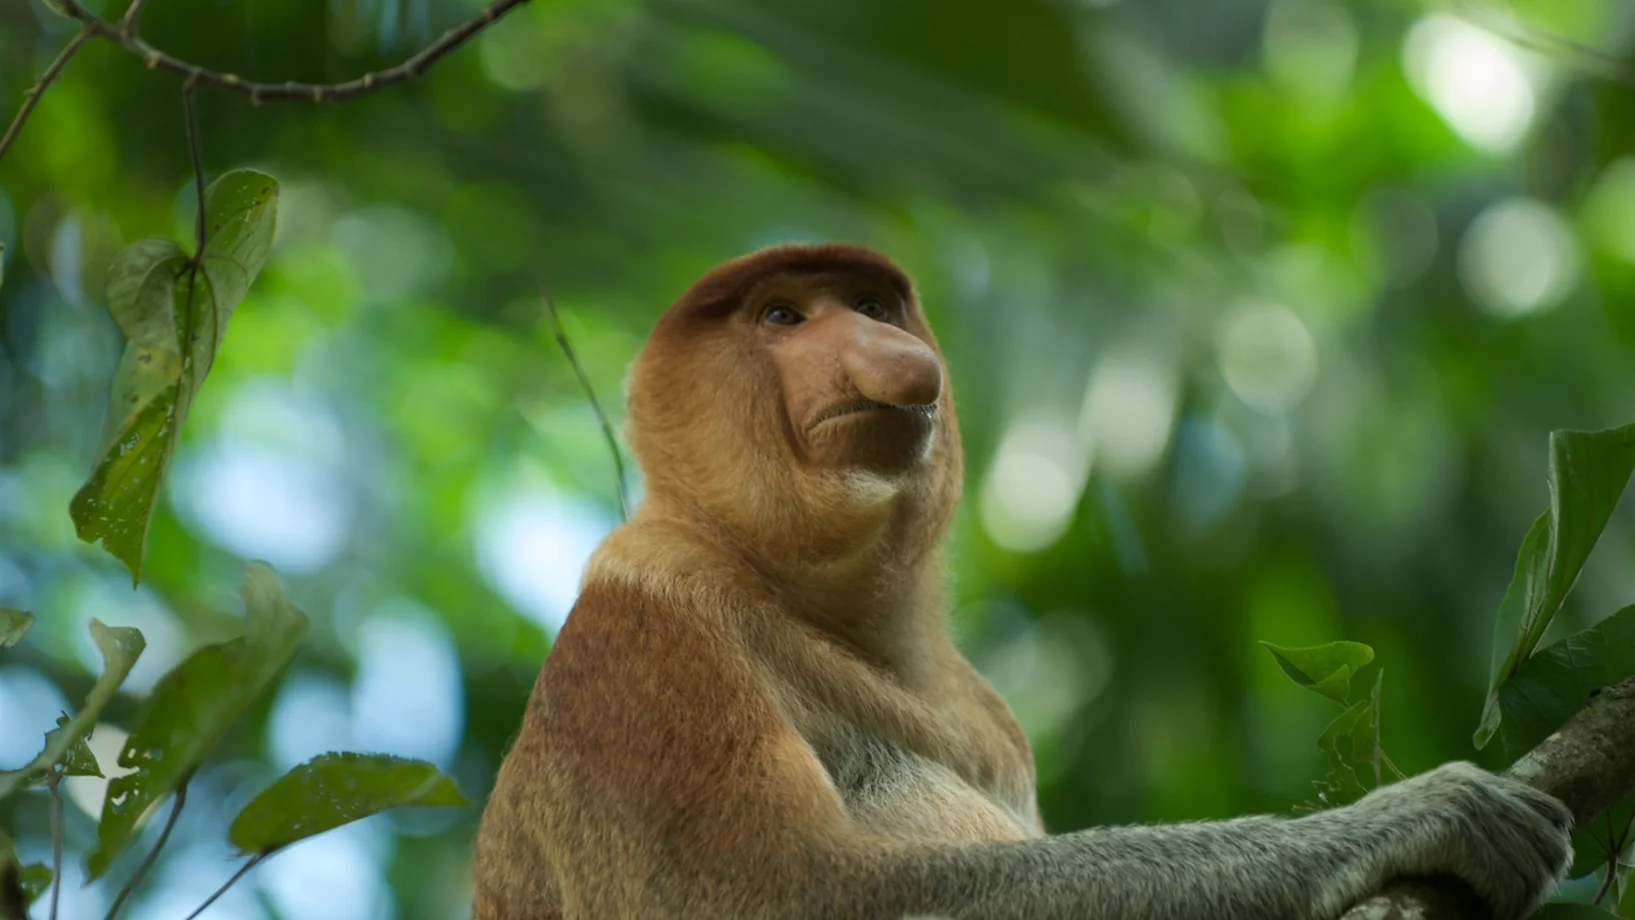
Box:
[0,621,144,802]
[229,752,469,854]
[1262,640,1375,705]
[70,170,280,585]
[1476,424,1635,749]
[86,562,305,880]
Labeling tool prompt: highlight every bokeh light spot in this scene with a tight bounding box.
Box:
[1458,198,1580,319]
[1217,304,1318,414]
[980,414,1089,553]
[1403,15,1537,152]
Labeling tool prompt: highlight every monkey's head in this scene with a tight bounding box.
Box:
[627,243,962,565]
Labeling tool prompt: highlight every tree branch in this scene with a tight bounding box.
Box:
[1340,676,1635,920]
[0,27,94,165]
[50,0,530,103]
[103,781,188,920]
[1,0,529,167]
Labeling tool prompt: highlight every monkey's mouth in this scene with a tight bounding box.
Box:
[813,401,936,427]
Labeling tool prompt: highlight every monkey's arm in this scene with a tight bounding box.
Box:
[531,585,1569,920]
[855,777,1546,920]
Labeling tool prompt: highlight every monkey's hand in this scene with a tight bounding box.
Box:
[1320,761,1574,920]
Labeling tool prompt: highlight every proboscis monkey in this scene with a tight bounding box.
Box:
[471,244,1572,920]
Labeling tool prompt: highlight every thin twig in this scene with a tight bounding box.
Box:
[46,775,62,920]
[0,27,93,166]
[180,854,262,920]
[540,287,629,521]
[48,0,530,104]
[181,77,206,258]
[119,0,150,34]
[103,782,188,920]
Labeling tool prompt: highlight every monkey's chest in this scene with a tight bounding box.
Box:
[813,735,1036,844]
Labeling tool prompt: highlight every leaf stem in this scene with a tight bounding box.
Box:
[46,774,63,920]
[540,287,629,521]
[103,781,188,920]
[182,78,206,259]
[180,853,262,920]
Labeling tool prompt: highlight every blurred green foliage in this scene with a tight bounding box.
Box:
[2,0,1635,916]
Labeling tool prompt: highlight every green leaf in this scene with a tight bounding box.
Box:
[1568,796,1634,879]
[86,562,306,880]
[0,828,47,915]
[1261,640,1375,705]
[1494,604,1635,757]
[70,170,280,586]
[0,608,31,656]
[1476,425,1635,749]
[0,621,144,802]
[95,238,189,449]
[1306,672,1386,811]
[229,753,469,855]
[18,864,50,907]
[53,714,103,778]
[197,169,281,346]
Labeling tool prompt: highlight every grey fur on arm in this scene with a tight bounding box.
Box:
[827,762,1572,920]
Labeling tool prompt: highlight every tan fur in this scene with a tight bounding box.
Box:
[471,245,1575,920]
[472,244,1037,919]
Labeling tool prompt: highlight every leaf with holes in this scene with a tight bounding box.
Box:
[1303,671,1384,812]
[70,170,280,585]
[17,862,50,907]
[230,753,469,854]
[86,563,305,880]
[0,621,144,802]
[1476,424,1635,749]
[1262,641,1375,706]
[53,714,103,778]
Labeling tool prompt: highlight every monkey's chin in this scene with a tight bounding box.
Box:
[805,408,936,475]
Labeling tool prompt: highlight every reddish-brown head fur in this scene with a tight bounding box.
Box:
[625,243,962,582]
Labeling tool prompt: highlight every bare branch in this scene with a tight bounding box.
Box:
[1340,675,1635,920]
[46,775,62,920]
[180,854,261,920]
[103,781,188,920]
[540,288,630,521]
[50,0,530,104]
[120,0,151,34]
[0,27,94,166]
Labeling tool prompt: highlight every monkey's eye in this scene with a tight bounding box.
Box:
[762,304,803,326]
[853,296,889,320]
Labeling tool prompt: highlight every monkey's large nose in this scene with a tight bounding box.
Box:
[838,317,943,409]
